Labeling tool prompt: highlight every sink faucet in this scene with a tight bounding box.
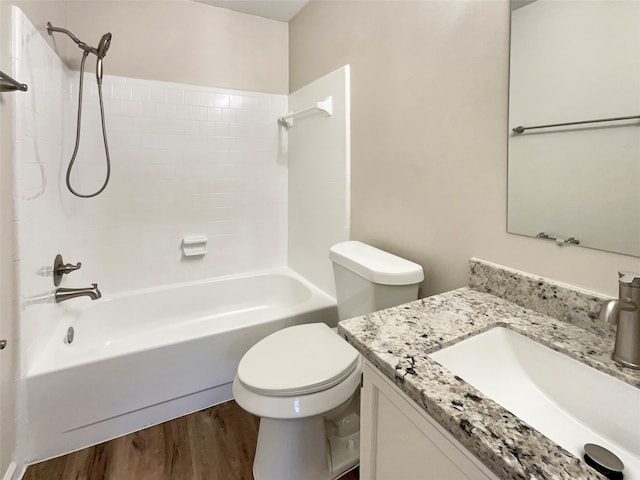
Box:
[599,272,640,369]
[55,283,102,303]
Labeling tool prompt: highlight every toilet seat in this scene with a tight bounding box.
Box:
[237,323,360,397]
[233,361,362,420]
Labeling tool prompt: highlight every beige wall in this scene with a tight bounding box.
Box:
[5,0,288,93]
[65,0,288,93]
[289,0,640,297]
[5,1,69,54]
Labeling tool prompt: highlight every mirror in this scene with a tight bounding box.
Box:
[507,0,640,257]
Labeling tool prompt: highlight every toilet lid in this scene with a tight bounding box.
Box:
[237,323,360,397]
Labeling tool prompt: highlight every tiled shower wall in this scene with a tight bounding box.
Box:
[65,74,288,290]
[12,7,288,372]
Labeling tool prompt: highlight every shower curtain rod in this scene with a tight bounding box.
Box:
[0,70,28,92]
[278,96,332,127]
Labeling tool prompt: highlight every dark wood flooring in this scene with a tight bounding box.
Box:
[24,401,359,480]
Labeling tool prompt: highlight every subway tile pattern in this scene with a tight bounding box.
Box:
[69,73,288,292]
[12,7,70,373]
[468,259,613,336]
[12,8,287,372]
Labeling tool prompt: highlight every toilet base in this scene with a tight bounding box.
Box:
[252,397,360,480]
[328,429,360,477]
[326,391,360,476]
[254,415,330,480]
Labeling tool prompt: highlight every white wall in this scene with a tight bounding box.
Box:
[12,5,288,377]
[1,2,70,477]
[288,65,350,296]
[289,0,640,298]
[0,4,17,477]
[508,0,640,256]
[58,75,288,292]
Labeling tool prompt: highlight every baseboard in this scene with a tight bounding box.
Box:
[13,464,26,480]
[2,462,17,480]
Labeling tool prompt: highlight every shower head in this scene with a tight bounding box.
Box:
[97,33,112,59]
[95,33,112,85]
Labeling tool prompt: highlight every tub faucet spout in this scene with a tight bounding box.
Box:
[55,283,102,303]
[599,272,640,369]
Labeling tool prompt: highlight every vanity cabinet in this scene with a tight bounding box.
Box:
[360,361,501,480]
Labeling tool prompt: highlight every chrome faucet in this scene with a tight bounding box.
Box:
[55,283,102,303]
[599,272,640,369]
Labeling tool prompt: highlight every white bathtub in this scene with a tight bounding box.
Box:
[25,268,337,463]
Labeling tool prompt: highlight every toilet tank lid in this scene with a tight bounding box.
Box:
[329,241,424,285]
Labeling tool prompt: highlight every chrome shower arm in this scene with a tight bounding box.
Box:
[46,22,96,55]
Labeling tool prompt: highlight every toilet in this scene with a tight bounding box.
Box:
[232,241,424,480]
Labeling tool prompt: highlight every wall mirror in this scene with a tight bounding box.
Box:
[507,0,640,257]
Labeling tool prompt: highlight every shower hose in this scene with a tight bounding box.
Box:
[66,50,111,198]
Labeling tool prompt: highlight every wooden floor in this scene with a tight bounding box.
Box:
[24,401,359,480]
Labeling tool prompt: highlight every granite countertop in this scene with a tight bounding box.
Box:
[338,287,640,480]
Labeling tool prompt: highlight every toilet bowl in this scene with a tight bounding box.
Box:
[233,323,361,480]
[233,241,424,480]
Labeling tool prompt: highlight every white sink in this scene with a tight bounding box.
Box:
[429,327,640,479]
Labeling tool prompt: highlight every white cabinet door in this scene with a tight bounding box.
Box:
[360,361,501,480]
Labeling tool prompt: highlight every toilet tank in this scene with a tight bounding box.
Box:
[329,241,424,320]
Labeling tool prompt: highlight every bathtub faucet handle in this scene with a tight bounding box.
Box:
[60,262,82,274]
[53,254,82,286]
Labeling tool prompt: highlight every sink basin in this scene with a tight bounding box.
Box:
[429,327,640,479]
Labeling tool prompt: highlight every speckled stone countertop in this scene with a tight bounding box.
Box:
[338,287,640,480]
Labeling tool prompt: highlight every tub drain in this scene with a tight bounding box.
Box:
[584,443,624,480]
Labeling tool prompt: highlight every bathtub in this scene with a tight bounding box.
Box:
[25,267,337,463]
